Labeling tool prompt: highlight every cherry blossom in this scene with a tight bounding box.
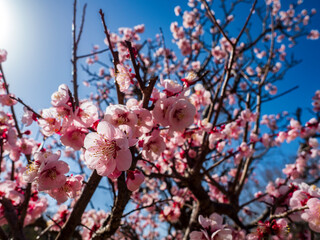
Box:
[84,120,132,176]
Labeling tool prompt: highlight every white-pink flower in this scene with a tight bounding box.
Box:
[126,170,144,192]
[167,98,195,131]
[0,49,7,63]
[60,125,87,150]
[84,121,132,176]
[51,84,70,107]
[301,198,320,232]
[37,159,70,191]
[48,174,83,204]
[115,64,134,93]
[104,104,138,128]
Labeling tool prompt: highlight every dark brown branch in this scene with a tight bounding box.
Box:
[159,28,171,78]
[77,48,109,59]
[125,40,145,91]
[122,199,171,218]
[76,3,87,46]
[142,76,158,109]
[1,198,26,240]
[0,226,7,240]
[235,0,257,44]
[18,183,32,228]
[72,0,80,107]
[182,200,199,240]
[261,85,299,103]
[92,173,131,239]
[0,64,22,138]
[269,206,308,221]
[55,170,102,240]
[200,0,233,46]
[99,9,123,104]
[10,96,42,119]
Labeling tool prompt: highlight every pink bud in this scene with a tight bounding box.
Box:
[126,170,144,192]
[0,49,7,63]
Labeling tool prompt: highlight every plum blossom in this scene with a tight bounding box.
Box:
[0,49,7,63]
[307,29,320,40]
[190,213,233,240]
[21,107,35,126]
[84,120,132,176]
[38,107,62,136]
[312,90,320,112]
[51,84,70,107]
[104,104,137,128]
[23,151,69,192]
[142,130,166,161]
[48,175,83,204]
[37,157,70,191]
[167,98,196,131]
[75,101,98,128]
[301,198,320,233]
[174,6,182,16]
[60,125,87,150]
[126,170,145,192]
[115,63,135,93]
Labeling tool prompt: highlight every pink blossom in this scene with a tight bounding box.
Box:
[167,98,196,132]
[60,125,87,150]
[115,64,134,93]
[153,97,177,127]
[174,6,182,16]
[0,93,17,106]
[162,79,182,96]
[142,132,166,161]
[177,38,192,56]
[48,175,83,204]
[49,205,70,231]
[182,11,197,28]
[265,83,277,95]
[37,159,69,191]
[51,84,70,107]
[190,213,233,240]
[21,107,34,126]
[126,170,145,192]
[130,106,153,137]
[301,198,320,232]
[84,121,132,176]
[0,49,7,63]
[170,22,185,40]
[190,84,211,109]
[312,90,320,112]
[104,104,137,128]
[75,101,98,128]
[307,30,320,40]
[134,24,145,33]
[24,197,48,226]
[0,180,24,204]
[38,107,62,136]
[160,204,181,223]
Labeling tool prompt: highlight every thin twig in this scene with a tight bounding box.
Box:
[269,206,308,221]
[77,48,109,59]
[76,3,87,46]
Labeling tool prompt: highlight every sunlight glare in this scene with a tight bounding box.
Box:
[0,0,13,47]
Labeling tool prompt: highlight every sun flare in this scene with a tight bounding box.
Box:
[0,0,13,47]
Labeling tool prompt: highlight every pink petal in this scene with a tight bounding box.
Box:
[97,121,116,139]
[116,149,132,171]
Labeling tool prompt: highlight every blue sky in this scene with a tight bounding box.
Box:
[0,0,319,215]
[0,0,319,119]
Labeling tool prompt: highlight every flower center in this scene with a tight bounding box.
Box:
[99,139,118,159]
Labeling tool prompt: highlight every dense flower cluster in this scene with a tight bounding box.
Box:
[0,0,319,239]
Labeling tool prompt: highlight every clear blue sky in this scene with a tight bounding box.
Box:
[0,0,319,213]
[0,0,319,118]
